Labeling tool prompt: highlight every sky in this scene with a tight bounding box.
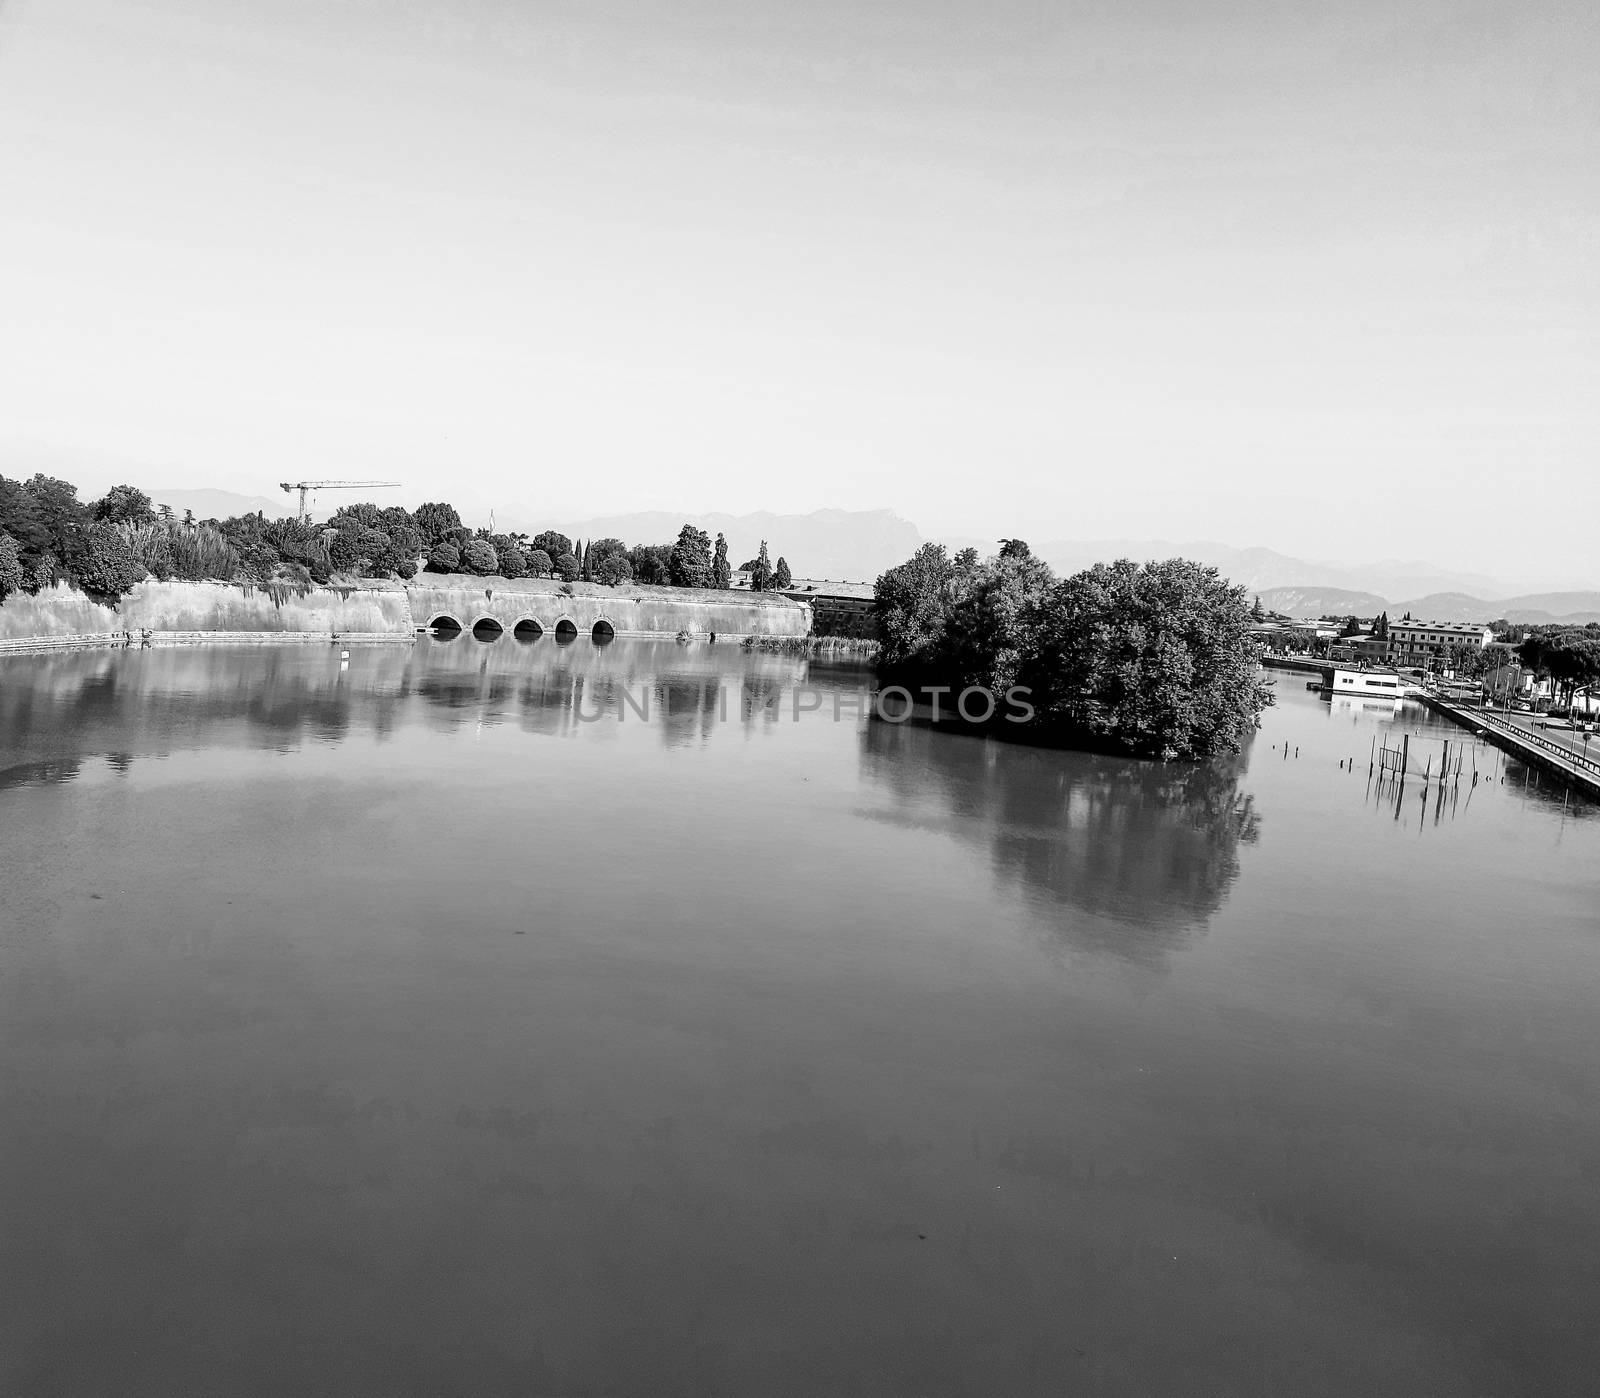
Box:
[0,0,1595,586]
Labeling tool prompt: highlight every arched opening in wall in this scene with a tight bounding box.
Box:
[554,618,579,643]
[591,620,615,643]
[512,619,543,643]
[428,614,462,639]
[471,617,504,642]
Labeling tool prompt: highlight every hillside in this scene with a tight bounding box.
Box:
[149,487,290,519]
[1255,586,1390,619]
[1396,592,1600,625]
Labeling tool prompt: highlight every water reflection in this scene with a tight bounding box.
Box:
[0,639,822,779]
[859,721,1260,961]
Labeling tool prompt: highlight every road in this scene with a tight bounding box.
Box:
[1458,706,1600,773]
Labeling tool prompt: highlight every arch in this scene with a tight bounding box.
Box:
[428,614,462,639]
[591,619,616,642]
[512,618,543,643]
[471,616,504,642]
[553,618,579,642]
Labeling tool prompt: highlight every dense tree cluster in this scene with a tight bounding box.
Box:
[873,542,1273,759]
[0,471,803,606]
[1517,627,1600,709]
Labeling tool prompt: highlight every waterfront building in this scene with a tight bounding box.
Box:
[780,579,877,638]
[1387,620,1491,659]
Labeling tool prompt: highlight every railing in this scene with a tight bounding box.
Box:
[1448,703,1600,779]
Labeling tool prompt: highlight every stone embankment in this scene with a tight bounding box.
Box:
[0,575,812,653]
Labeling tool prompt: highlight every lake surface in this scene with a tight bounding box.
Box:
[3,639,1597,1397]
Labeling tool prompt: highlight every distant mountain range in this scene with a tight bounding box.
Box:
[140,489,1599,623]
[1256,586,1600,626]
[151,487,294,519]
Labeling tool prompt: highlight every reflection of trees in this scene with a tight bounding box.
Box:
[859,722,1260,964]
[0,648,412,778]
[0,638,816,783]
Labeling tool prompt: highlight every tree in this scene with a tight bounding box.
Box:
[594,549,632,587]
[0,476,51,569]
[499,545,528,579]
[935,551,1058,695]
[72,521,145,603]
[533,530,573,564]
[461,538,499,575]
[774,556,792,590]
[998,538,1031,559]
[0,533,23,602]
[92,484,155,525]
[1339,615,1362,638]
[22,475,86,562]
[1251,595,1265,622]
[1375,611,1390,641]
[328,522,391,575]
[554,550,581,582]
[1520,630,1600,709]
[426,541,461,573]
[874,543,958,674]
[954,547,980,574]
[749,539,773,591]
[1024,558,1273,759]
[629,543,673,585]
[526,548,554,578]
[711,533,731,590]
[668,525,712,588]
[413,502,463,547]
[588,537,629,585]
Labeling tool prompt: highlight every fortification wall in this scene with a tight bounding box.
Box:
[0,580,413,642]
[407,576,811,638]
[0,575,810,647]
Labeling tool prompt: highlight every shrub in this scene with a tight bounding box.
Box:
[235,540,279,582]
[167,521,242,580]
[461,538,499,575]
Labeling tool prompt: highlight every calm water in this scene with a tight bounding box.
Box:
[2,640,1597,1397]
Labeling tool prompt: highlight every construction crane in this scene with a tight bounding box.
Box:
[279,480,401,524]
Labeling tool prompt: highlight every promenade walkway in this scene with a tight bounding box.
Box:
[1421,695,1600,800]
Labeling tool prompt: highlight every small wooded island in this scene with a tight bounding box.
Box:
[873,540,1273,760]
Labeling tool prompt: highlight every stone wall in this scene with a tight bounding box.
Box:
[0,580,413,642]
[407,575,811,638]
[0,575,811,646]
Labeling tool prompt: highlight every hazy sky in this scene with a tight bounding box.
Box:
[1,0,1595,583]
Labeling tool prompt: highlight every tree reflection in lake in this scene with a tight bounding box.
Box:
[859,719,1260,963]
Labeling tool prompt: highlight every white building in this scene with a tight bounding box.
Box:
[1386,620,1491,658]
